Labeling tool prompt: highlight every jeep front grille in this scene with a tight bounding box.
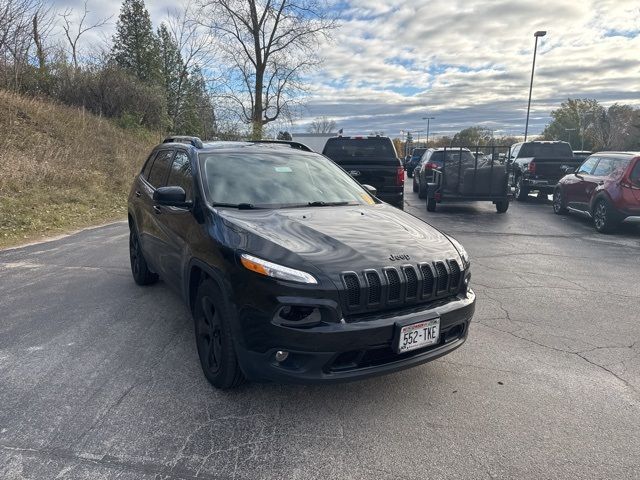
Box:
[340,260,463,313]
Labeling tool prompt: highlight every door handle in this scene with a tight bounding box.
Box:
[135,191,142,197]
[153,205,162,214]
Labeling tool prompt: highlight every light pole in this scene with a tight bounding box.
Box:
[422,116,435,146]
[524,30,546,141]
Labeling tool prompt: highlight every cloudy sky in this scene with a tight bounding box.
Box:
[55,0,640,137]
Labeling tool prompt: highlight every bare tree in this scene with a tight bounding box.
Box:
[198,0,335,139]
[32,3,55,75]
[0,0,40,88]
[307,115,335,133]
[59,1,112,70]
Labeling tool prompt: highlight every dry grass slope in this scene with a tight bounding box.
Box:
[0,90,161,248]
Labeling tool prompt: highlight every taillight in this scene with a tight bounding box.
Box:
[528,161,536,174]
[425,162,439,170]
[396,166,405,186]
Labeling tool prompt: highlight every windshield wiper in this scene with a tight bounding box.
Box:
[210,202,260,210]
[307,201,352,207]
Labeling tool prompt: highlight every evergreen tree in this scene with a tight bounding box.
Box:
[177,66,216,138]
[157,23,185,127]
[111,0,161,84]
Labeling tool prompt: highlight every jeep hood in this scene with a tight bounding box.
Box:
[218,204,459,273]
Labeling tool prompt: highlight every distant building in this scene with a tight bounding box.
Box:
[290,132,338,153]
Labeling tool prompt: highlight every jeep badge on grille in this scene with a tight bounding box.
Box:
[389,254,410,261]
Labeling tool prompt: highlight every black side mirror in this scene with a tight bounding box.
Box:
[153,186,190,207]
[362,184,377,196]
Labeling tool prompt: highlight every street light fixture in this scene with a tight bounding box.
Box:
[524,30,546,142]
[422,116,435,146]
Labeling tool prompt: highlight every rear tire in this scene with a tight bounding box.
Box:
[495,200,509,213]
[426,197,437,212]
[514,176,529,201]
[194,280,245,389]
[553,188,568,215]
[129,228,158,286]
[407,170,413,178]
[418,178,427,199]
[593,199,618,234]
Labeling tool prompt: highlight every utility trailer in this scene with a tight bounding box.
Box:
[425,146,512,213]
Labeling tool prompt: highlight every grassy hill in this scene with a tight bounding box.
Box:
[0,90,161,248]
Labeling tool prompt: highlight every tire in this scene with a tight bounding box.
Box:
[592,199,619,234]
[514,176,529,201]
[418,177,427,199]
[495,200,509,213]
[129,227,158,286]
[412,176,418,192]
[426,197,437,212]
[407,170,413,178]
[553,188,568,215]
[193,279,245,389]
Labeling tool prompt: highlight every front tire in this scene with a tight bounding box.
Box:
[553,188,568,215]
[495,200,509,213]
[129,228,158,286]
[593,199,618,234]
[194,280,245,389]
[418,177,427,199]
[514,176,529,201]
[426,197,437,212]
[412,175,418,192]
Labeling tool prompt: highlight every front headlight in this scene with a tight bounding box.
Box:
[240,253,318,284]
[447,236,470,268]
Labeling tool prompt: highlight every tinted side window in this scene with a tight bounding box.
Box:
[141,152,156,179]
[631,161,640,185]
[147,150,174,188]
[577,156,598,175]
[167,151,193,201]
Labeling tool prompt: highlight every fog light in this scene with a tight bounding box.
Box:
[275,350,289,363]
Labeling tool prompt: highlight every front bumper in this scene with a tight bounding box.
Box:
[235,290,475,384]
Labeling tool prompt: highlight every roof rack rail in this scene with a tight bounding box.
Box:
[248,140,313,152]
[163,136,204,149]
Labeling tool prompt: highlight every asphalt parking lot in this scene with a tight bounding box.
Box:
[1,183,639,480]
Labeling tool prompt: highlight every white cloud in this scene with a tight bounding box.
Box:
[50,0,640,138]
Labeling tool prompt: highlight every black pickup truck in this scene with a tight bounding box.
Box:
[323,136,405,209]
[508,141,582,200]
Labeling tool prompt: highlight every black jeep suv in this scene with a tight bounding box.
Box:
[128,137,475,389]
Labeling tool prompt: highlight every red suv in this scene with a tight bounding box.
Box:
[553,152,640,232]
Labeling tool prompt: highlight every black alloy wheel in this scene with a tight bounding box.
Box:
[129,228,158,285]
[193,280,244,389]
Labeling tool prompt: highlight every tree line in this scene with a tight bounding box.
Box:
[0,0,334,139]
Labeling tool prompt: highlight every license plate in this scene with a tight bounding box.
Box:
[396,319,440,353]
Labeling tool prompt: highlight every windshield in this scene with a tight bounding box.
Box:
[200,151,375,208]
[430,150,474,166]
[519,143,573,158]
[411,148,427,160]
[322,137,397,162]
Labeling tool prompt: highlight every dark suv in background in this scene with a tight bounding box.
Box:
[323,135,405,209]
[128,137,475,389]
[405,147,427,178]
[553,151,640,232]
